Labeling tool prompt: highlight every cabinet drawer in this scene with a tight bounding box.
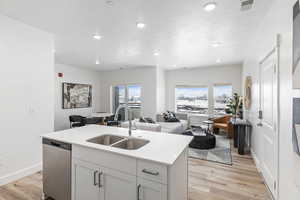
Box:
[137,160,167,184]
[72,145,136,175]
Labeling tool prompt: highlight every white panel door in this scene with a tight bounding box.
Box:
[72,159,104,200]
[103,167,137,200]
[137,178,167,200]
[259,47,279,198]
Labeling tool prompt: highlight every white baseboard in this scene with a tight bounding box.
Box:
[0,163,42,186]
[251,149,275,200]
[251,148,261,173]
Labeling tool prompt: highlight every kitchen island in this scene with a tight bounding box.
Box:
[42,125,193,200]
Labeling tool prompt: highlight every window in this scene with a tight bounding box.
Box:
[127,85,141,108]
[117,85,126,106]
[175,86,209,114]
[112,85,141,120]
[214,84,232,115]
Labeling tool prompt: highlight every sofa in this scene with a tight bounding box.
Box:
[121,119,162,132]
[156,113,189,134]
[121,113,189,134]
[212,115,233,138]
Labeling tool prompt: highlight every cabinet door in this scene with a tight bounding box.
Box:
[72,159,103,200]
[137,178,167,200]
[103,167,137,200]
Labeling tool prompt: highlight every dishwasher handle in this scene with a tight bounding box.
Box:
[43,138,72,151]
[50,141,61,147]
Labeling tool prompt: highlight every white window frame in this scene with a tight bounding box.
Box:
[213,83,233,116]
[110,83,142,114]
[175,85,209,115]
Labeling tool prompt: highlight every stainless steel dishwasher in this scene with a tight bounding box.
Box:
[43,138,71,200]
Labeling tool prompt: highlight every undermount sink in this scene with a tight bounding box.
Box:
[86,134,149,150]
[87,134,125,146]
[112,138,149,150]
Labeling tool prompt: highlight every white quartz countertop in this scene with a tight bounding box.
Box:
[42,125,193,166]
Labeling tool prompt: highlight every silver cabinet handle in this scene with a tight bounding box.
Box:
[93,171,99,186]
[142,169,159,176]
[257,123,263,127]
[137,184,142,200]
[98,172,103,188]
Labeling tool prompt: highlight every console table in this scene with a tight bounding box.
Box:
[230,118,252,155]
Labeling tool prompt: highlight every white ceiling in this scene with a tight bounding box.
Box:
[0,0,272,70]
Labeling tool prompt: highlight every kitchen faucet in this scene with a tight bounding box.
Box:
[114,104,133,136]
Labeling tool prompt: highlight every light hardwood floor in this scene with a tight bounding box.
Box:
[189,145,271,200]
[0,144,271,200]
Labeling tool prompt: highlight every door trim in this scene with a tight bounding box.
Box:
[258,34,280,200]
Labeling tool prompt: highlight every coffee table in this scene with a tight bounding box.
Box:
[183,128,216,150]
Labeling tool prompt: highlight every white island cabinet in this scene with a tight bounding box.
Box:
[72,144,188,200]
[42,125,192,200]
[73,158,137,200]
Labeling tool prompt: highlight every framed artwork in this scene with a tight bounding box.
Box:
[293,1,300,89]
[62,82,92,109]
[244,76,252,110]
[293,98,300,155]
[293,1,300,156]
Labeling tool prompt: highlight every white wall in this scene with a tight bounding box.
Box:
[165,64,243,114]
[156,66,166,113]
[99,67,157,119]
[55,64,102,131]
[0,14,54,185]
[243,0,300,198]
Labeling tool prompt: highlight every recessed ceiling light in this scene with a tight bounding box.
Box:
[96,60,100,65]
[203,2,217,12]
[136,22,146,29]
[154,51,160,56]
[211,41,222,47]
[93,34,102,40]
[106,0,114,5]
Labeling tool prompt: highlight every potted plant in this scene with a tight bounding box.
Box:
[225,93,243,119]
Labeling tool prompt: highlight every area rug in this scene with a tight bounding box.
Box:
[189,135,232,165]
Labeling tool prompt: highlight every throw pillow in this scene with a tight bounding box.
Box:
[139,117,147,123]
[163,111,180,122]
[168,111,177,118]
[145,117,155,124]
[162,112,171,121]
